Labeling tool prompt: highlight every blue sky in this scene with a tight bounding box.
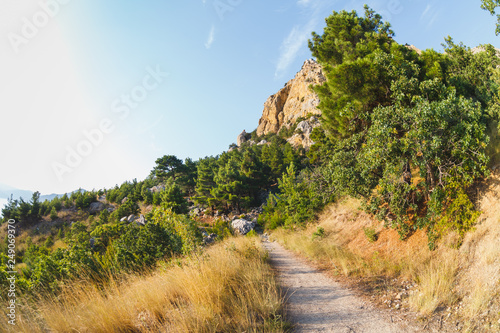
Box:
[0,0,498,195]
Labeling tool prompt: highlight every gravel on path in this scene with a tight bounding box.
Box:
[263,240,420,333]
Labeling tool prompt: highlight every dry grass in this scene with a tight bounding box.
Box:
[271,197,461,315]
[457,172,500,330]
[1,237,287,333]
[271,198,436,280]
[408,250,459,315]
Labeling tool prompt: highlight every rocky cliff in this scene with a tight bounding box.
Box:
[256,59,325,137]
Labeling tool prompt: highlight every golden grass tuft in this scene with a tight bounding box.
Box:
[2,237,287,333]
[408,250,458,314]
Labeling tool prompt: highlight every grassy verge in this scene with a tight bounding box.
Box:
[2,237,288,333]
[270,198,461,316]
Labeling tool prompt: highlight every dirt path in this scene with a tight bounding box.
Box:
[263,240,419,333]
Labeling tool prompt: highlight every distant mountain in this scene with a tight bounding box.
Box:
[0,183,85,202]
[0,183,34,201]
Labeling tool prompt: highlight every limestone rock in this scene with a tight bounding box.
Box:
[237,130,248,146]
[256,59,325,137]
[89,202,105,214]
[231,219,256,235]
[150,185,165,193]
[471,45,500,58]
[136,214,146,225]
[405,44,422,55]
[296,120,314,135]
[286,116,321,150]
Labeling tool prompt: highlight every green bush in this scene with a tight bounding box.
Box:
[49,207,58,221]
[312,227,325,240]
[363,227,378,242]
[246,229,258,237]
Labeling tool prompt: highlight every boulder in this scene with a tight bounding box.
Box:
[89,202,106,214]
[127,214,136,223]
[257,140,268,145]
[231,219,256,235]
[120,216,128,222]
[121,197,128,204]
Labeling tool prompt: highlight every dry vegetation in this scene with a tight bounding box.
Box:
[271,173,500,332]
[1,237,288,333]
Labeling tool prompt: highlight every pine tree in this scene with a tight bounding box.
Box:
[308,5,395,137]
[194,157,218,208]
[50,207,58,221]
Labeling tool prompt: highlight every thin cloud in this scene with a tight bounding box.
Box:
[274,0,328,78]
[275,19,316,78]
[420,4,431,20]
[420,3,441,29]
[205,25,215,49]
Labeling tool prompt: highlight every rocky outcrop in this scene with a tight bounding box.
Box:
[471,45,500,55]
[237,130,248,146]
[286,116,321,150]
[405,44,422,55]
[256,59,325,137]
